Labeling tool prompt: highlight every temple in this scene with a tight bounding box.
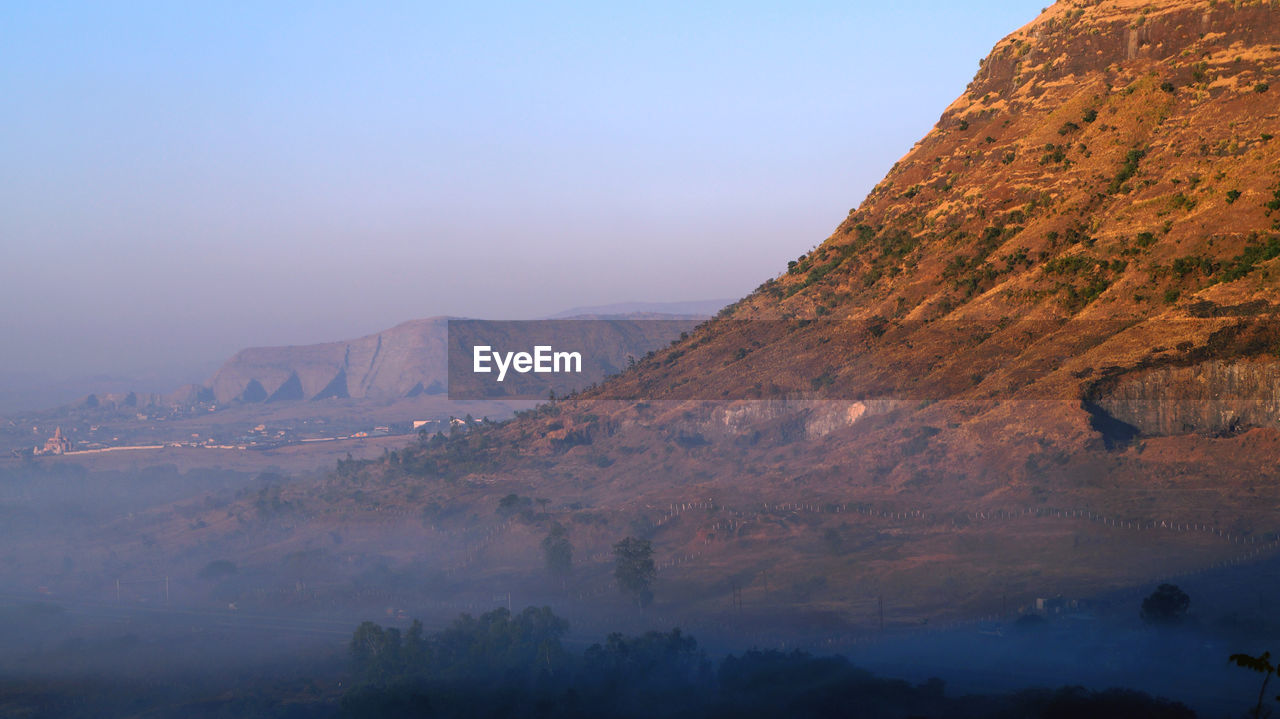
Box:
[38,427,72,455]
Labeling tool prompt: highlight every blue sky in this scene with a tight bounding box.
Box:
[0,1,1046,381]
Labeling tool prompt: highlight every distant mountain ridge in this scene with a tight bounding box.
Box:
[207,317,452,404]
[207,303,725,405]
[38,301,724,412]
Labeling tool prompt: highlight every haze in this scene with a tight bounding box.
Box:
[0,1,1043,382]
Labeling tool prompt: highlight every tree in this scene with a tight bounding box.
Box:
[347,607,569,688]
[613,537,656,608]
[1230,651,1280,719]
[497,493,531,517]
[402,619,428,669]
[541,522,573,585]
[349,621,403,683]
[198,559,237,580]
[1141,583,1190,625]
[582,628,709,694]
[431,606,569,681]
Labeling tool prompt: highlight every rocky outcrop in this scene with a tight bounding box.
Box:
[206,317,451,403]
[960,0,1280,119]
[1089,359,1280,436]
[716,399,900,440]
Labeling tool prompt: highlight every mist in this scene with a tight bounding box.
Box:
[0,409,1274,718]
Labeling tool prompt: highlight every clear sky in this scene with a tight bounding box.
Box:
[0,1,1046,384]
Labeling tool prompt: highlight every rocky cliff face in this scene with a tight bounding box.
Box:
[965,0,1280,104]
[1091,359,1280,435]
[204,315,706,406]
[206,317,451,404]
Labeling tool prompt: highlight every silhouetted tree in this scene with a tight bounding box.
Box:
[340,608,1203,719]
[1230,651,1280,719]
[613,537,655,607]
[1141,583,1190,625]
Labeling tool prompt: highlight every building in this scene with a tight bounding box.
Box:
[38,427,72,455]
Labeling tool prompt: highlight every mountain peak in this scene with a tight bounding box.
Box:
[957,0,1278,117]
[719,0,1280,330]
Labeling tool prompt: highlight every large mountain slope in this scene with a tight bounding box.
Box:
[606,0,1280,433]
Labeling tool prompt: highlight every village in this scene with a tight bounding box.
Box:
[5,413,486,460]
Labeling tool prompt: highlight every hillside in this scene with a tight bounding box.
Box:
[606,0,1280,430]
[70,0,1280,633]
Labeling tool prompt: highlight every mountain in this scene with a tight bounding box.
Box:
[194,0,1280,430]
[72,1,1280,629]
[207,317,452,404]
[13,302,721,414]
[432,0,1280,462]
[606,0,1280,435]
[358,0,1280,609]
[205,305,718,405]
[0,364,219,415]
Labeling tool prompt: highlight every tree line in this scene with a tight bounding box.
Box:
[342,605,1198,719]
